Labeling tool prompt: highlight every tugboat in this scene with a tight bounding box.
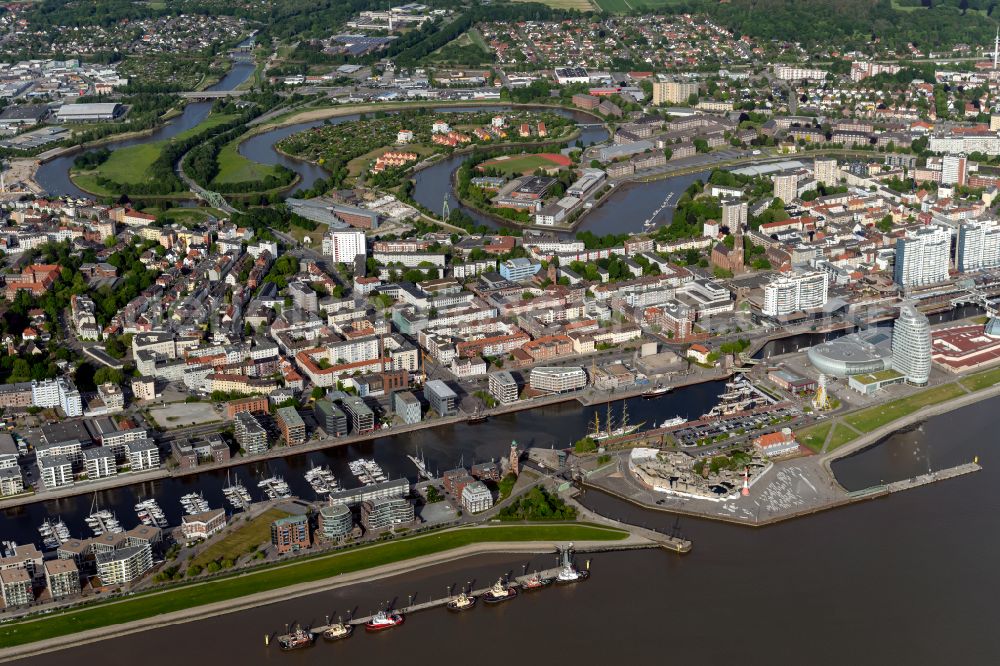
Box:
[321,617,354,642]
[555,545,590,584]
[365,609,404,632]
[642,384,672,399]
[446,591,477,612]
[520,571,553,591]
[483,578,518,604]
[276,625,314,651]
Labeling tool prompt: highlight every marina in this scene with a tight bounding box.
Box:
[0,381,730,547]
[304,465,343,496]
[258,476,292,501]
[222,476,252,511]
[36,519,69,550]
[84,509,124,537]
[348,459,388,486]
[134,499,168,528]
[179,492,210,515]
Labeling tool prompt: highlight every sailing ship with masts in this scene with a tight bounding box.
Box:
[587,401,645,441]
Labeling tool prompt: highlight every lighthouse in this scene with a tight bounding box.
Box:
[741,467,750,496]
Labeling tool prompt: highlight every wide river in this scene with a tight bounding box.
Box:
[17,390,1000,665]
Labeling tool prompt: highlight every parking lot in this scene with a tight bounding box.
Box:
[149,402,223,428]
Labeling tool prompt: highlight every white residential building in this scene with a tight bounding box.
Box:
[957,219,1000,272]
[772,174,799,204]
[814,158,839,186]
[322,229,367,264]
[31,378,82,417]
[762,271,829,317]
[461,481,493,513]
[529,366,587,393]
[95,544,153,585]
[893,225,951,287]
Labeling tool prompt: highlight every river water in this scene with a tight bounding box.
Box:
[19,392,1000,665]
[35,62,257,199]
[0,381,726,545]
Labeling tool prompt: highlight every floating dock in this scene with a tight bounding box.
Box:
[310,564,576,632]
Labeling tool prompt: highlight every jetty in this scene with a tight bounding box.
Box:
[310,564,578,632]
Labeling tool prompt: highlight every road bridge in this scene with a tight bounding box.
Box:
[179,90,250,100]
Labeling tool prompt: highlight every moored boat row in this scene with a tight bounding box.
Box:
[270,550,590,651]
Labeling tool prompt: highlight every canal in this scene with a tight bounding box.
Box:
[1,381,726,545]
[19,391,1000,664]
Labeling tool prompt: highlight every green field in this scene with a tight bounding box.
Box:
[0,524,625,649]
[593,0,687,11]
[959,366,1000,393]
[140,207,227,224]
[468,28,489,52]
[512,0,596,7]
[481,153,569,176]
[77,143,161,188]
[191,508,290,568]
[71,112,240,193]
[213,138,284,184]
[825,423,860,451]
[797,421,833,453]
[843,383,968,434]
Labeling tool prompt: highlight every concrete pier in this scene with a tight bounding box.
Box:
[886,461,981,494]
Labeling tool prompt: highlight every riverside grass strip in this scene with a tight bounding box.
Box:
[0,524,626,649]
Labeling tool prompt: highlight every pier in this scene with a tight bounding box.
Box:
[885,461,982,494]
[310,564,582,632]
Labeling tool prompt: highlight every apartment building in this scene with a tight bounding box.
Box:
[275,407,306,446]
[234,411,269,455]
[529,366,587,393]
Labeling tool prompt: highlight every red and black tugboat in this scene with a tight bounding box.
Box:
[365,609,405,632]
[520,571,553,591]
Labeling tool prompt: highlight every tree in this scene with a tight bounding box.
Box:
[93,367,124,386]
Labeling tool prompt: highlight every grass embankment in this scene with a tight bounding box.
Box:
[0,524,625,649]
[843,383,967,434]
[190,508,290,568]
[959,366,1000,392]
[798,374,1000,452]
